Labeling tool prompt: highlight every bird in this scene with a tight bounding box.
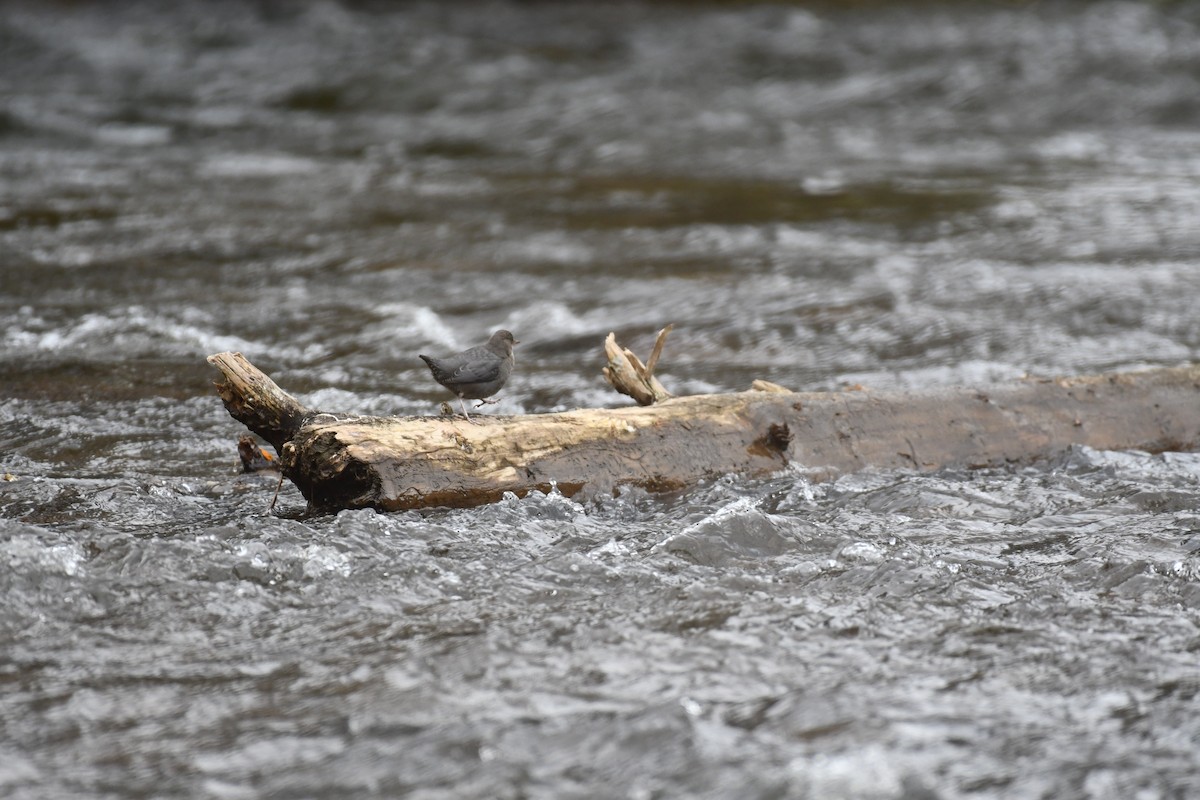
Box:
[419,329,518,422]
[237,434,277,473]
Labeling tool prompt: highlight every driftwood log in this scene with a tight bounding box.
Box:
[208,350,1200,512]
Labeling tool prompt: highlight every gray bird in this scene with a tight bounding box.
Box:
[419,330,518,422]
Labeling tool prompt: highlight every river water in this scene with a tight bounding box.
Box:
[3,1,1200,797]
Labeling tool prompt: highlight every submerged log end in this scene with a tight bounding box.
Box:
[207,351,313,451]
[280,431,382,512]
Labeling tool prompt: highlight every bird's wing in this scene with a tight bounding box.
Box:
[449,357,502,385]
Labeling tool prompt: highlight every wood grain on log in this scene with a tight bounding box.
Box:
[207,352,1200,512]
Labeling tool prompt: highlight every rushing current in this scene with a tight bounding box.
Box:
[2,2,1200,798]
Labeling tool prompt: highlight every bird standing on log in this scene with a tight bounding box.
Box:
[419,329,518,422]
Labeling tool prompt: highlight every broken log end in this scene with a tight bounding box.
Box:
[207,351,314,451]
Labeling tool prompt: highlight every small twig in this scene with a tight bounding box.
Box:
[269,470,285,512]
[645,323,673,375]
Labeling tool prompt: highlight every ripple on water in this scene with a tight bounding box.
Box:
[657,497,824,567]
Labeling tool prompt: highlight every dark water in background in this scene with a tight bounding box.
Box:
[3,1,1200,797]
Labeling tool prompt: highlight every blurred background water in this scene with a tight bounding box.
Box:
[2,1,1200,798]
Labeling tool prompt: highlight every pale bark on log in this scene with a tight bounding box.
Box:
[207,351,1200,512]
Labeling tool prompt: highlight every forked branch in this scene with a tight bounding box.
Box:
[603,324,675,406]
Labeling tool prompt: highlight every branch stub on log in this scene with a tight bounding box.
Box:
[603,325,674,406]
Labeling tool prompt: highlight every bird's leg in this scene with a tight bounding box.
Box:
[458,396,479,424]
[474,397,500,407]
